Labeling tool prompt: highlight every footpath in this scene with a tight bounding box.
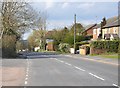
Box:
[65,54,119,66]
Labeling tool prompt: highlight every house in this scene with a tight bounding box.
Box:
[93,24,101,40]
[102,16,120,40]
[93,16,119,40]
[82,24,97,37]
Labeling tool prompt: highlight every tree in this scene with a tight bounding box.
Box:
[16,41,24,52]
[0,2,46,57]
[1,2,39,38]
[45,27,69,51]
[28,29,46,51]
[70,23,84,35]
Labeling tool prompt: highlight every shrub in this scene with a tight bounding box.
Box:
[59,43,70,53]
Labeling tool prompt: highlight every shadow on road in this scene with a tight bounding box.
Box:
[18,52,60,59]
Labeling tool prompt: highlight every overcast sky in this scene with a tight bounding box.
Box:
[23,2,118,40]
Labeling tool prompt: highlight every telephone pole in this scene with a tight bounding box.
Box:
[74,14,76,54]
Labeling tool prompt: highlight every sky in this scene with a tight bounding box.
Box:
[23,1,118,40]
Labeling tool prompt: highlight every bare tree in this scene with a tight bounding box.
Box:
[0,1,47,57]
[0,2,39,39]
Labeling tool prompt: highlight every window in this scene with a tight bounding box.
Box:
[109,28,111,33]
[114,27,117,34]
[93,29,96,34]
[105,29,107,34]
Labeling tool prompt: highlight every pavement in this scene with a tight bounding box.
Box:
[2,59,27,86]
[64,54,119,66]
[1,52,119,87]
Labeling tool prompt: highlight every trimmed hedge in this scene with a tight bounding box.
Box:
[90,40,120,53]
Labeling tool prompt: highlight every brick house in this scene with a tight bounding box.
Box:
[82,24,97,37]
[93,16,119,40]
[102,16,120,40]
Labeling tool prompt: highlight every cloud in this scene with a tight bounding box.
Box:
[47,20,72,30]
[62,2,69,8]
[77,2,95,9]
[45,0,54,9]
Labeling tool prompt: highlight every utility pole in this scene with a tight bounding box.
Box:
[74,14,76,54]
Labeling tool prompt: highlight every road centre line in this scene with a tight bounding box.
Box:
[65,63,72,66]
[74,66,85,71]
[25,81,28,85]
[112,84,119,88]
[60,60,64,63]
[89,72,105,81]
[55,58,86,72]
[25,77,28,80]
[53,58,109,83]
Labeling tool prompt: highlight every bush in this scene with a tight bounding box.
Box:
[59,43,70,53]
[90,40,120,53]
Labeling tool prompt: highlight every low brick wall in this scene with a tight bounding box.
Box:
[90,47,107,55]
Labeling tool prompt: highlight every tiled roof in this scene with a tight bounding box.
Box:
[103,19,120,28]
[84,24,96,30]
[93,24,101,29]
[103,16,120,28]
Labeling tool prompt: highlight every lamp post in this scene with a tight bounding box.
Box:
[74,14,76,54]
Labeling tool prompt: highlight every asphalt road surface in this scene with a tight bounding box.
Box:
[2,52,119,87]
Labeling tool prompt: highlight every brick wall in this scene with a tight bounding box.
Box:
[46,43,54,51]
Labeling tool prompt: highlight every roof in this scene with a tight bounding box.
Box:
[93,24,101,29]
[84,24,96,30]
[103,16,120,28]
[82,24,96,33]
[103,19,120,28]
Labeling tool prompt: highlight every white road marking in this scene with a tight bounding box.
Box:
[25,58,30,85]
[25,77,28,80]
[89,72,105,81]
[113,84,119,87]
[54,58,58,60]
[25,81,27,85]
[74,66,85,71]
[66,63,72,66]
[65,62,72,66]
[65,62,69,64]
[60,60,64,63]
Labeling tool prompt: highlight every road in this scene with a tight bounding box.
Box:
[2,52,119,87]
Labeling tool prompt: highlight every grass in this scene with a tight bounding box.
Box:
[100,54,118,59]
[90,53,118,59]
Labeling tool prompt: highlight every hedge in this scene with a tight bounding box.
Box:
[90,40,120,53]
